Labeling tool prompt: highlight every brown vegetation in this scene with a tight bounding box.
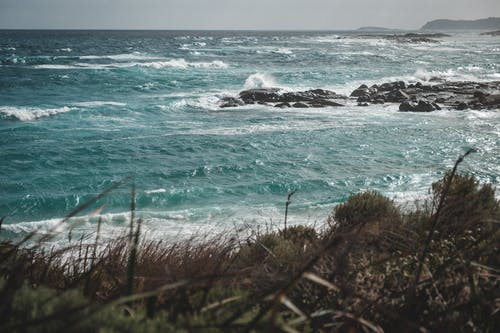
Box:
[0,152,499,332]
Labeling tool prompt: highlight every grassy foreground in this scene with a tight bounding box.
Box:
[0,155,499,332]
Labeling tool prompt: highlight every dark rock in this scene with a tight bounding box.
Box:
[280,89,339,103]
[239,88,281,103]
[350,85,370,97]
[373,98,385,104]
[399,101,416,111]
[378,83,393,92]
[292,102,309,108]
[274,102,291,108]
[399,100,439,112]
[481,94,500,106]
[455,102,469,110]
[416,100,438,112]
[386,89,410,102]
[310,99,344,107]
[429,76,445,82]
[308,88,337,96]
[473,90,487,99]
[356,94,372,103]
[220,97,245,108]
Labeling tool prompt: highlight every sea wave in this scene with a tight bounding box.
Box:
[79,53,158,61]
[72,101,127,107]
[244,72,279,89]
[32,59,229,70]
[1,206,322,247]
[144,188,167,194]
[139,59,228,69]
[0,106,73,121]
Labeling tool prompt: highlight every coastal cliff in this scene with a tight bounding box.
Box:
[421,17,500,30]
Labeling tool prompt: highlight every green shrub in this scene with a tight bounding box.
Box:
[431,173,499,234]
[236,227,316,266]
[330,191,400,231]
[279,225,317,244]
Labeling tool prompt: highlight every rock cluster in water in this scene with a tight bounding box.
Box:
[219,80,500,112]
[220,88,348,109]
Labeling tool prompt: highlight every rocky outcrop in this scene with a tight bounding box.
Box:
[399,100,441,112]
[219,80,500,112]
[220,88,347,108]
[348,80,500,112]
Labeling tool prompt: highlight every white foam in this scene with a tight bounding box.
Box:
[58,48,72,52]
[72,101,127,107]
[173,95,221,111]
[79,53,157,61]
[2,205,327,248]
[140,59,228,69]
[32,64,101,70]
[0,106,73,121]
[271,48,293,55]
[244,73,279,89]
[145,188,167,194]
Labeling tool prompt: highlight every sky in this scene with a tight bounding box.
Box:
[1,0,500,30]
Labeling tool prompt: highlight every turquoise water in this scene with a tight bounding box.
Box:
[1,30,499,244]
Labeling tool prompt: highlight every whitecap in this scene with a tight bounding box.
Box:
[33,59,228,70]
[145,188,167,194]
[271,48,293,55]
[58,48,72,52]
[244,73,279,89]
[0,106,73,121]
[79,53,157,61]
[72,101,127,107]
[140,59,228,69]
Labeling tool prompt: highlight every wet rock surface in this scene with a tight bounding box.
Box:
[223,88,348,109]
[219,80,500,112]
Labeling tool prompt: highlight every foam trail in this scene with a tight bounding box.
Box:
[0,106,73,121]
[140,59,228,69]
[79,53,157,61]
[33,59,229,70]
[72,101,127,107]
[145,189,167,194]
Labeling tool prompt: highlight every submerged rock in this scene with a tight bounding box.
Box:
[220,97,245,108]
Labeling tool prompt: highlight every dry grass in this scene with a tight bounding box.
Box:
[0,153,499,332]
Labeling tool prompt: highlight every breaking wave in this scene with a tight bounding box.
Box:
[244,73,279,89]
[0,106,73,121]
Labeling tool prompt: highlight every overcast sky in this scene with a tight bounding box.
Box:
[1,0,500,30]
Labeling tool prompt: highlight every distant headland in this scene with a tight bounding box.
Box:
[356,26,400,32]
[421,17,500,30]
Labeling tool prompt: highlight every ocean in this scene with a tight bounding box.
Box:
[0,30,499,246]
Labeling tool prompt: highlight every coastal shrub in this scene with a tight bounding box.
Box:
[431,173,499,234]
[279,225,317,244]
[235,228,315,267]
[330,191,400,231]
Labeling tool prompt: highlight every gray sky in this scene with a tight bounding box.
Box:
[1,0,500,30]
